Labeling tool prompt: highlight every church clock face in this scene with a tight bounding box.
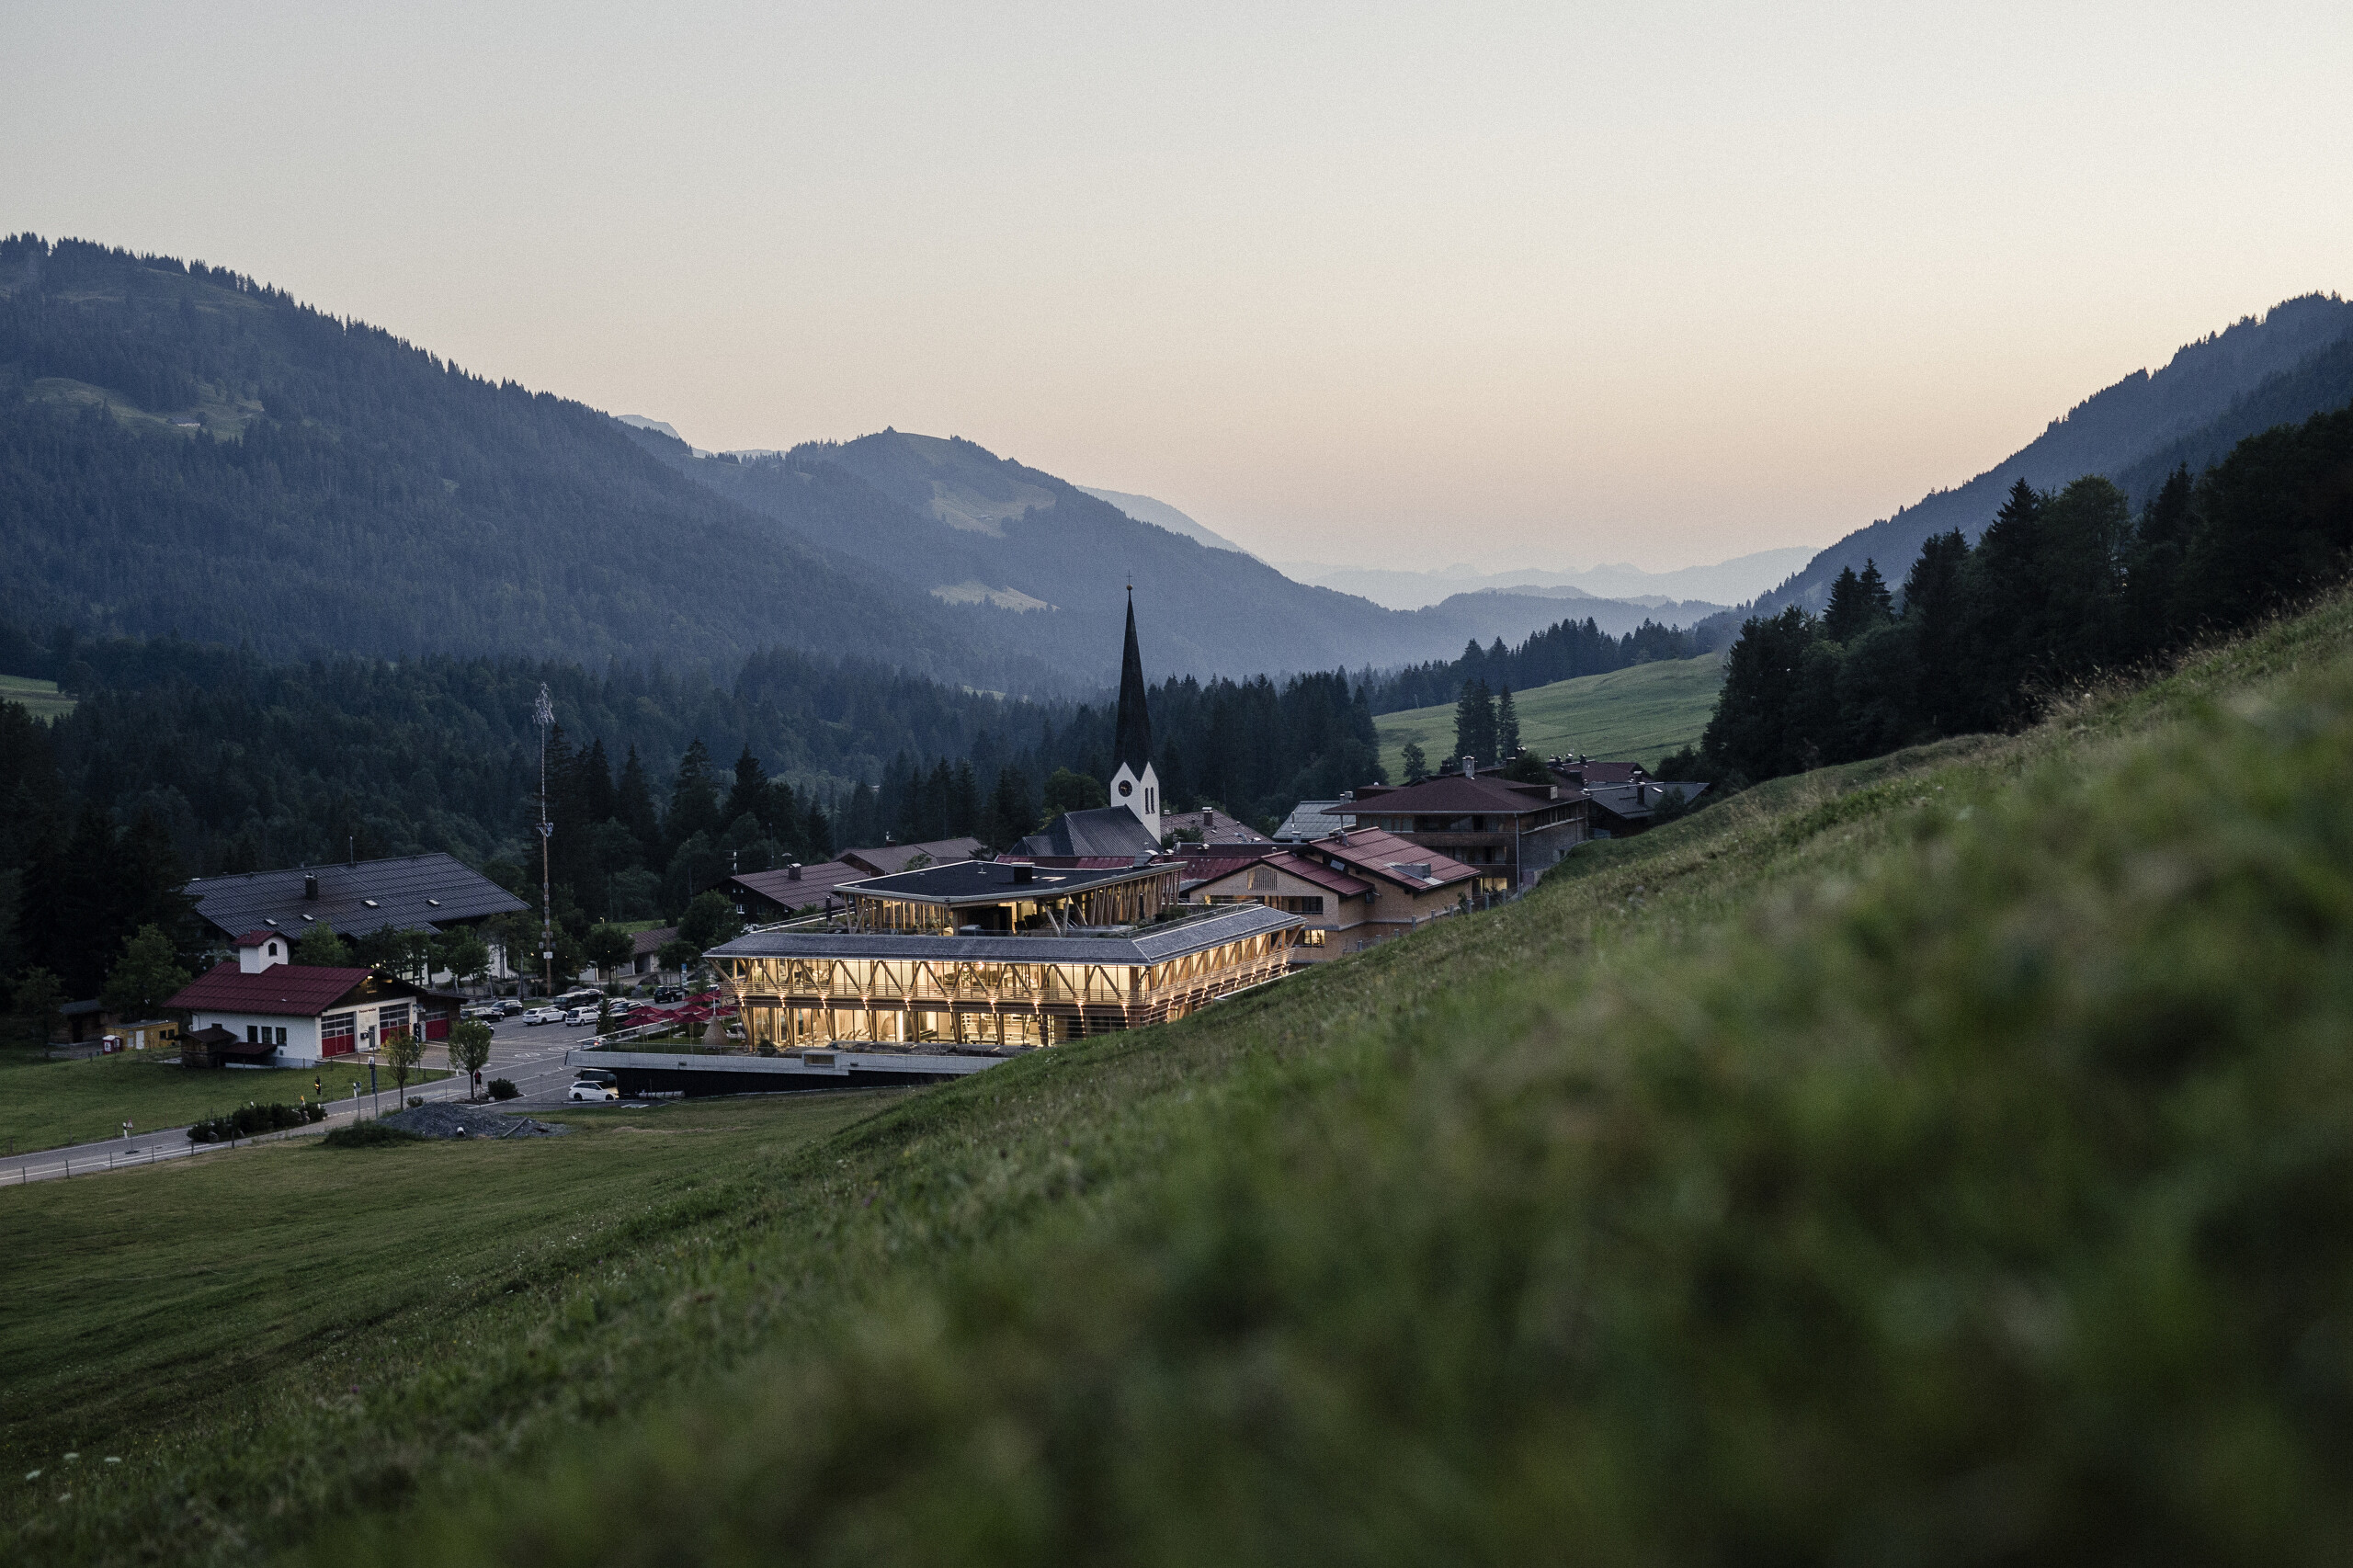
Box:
[1119,780,1133,797]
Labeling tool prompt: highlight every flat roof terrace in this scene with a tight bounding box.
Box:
[836,858,1180,934]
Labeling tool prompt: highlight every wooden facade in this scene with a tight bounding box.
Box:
[713,928,1293,1049]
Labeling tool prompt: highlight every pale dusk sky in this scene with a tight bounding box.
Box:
[6,2,2348,571]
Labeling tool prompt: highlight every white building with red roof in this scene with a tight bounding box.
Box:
[165,932,460,1068]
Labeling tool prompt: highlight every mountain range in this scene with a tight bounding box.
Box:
[1759,293,2353,612]
[0,235,1712,693]
[1278,549,1817,611]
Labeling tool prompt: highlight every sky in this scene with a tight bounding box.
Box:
[6,2,2349,573]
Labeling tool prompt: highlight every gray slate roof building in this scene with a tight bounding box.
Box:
[186,854,528,941]
[1276,800,1349,841]
[1015,804,1162,859]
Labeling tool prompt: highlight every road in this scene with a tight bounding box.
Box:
[0,1012,611,1188]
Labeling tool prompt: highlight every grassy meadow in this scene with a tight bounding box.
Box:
[0,1050,447,1153]
[8,593,2353,1563]
[1374,650,1724,777]
[0,673,74,723]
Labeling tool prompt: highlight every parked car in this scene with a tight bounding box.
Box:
[563,1006,600,1026]
[566,1080,620,1102]
[574,1068,618,1085]
[520,1006,564,1025]
[489,999,524,1017]
[559,989,602,1010]
[654,985,684,1004]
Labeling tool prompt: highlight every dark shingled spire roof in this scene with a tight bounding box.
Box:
[1114,589,1154,773]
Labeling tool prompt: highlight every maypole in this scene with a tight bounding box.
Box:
[534,682,556,999]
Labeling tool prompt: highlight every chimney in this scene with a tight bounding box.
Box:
[788,862,801,881]
[303,873,319,901]
[1461,756,1476,778]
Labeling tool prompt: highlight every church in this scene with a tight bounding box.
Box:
[1013,590,1165,860]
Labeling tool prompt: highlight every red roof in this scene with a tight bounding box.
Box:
[1307,828,1482,891]
[233,929,281,947]
[1188,851,1373,900]
[165,961,376,1018]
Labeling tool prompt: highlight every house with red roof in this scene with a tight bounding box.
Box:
[165,932,462,1068]
[1186,828,1483,961]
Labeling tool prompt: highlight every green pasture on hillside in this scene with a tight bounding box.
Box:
[0,674,74,723]
[10,593,2353,1565]
[0,1050,448,1153]
[1374,650,1724,777]
[0,1095,892,1482]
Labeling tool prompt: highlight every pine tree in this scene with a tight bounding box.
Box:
[664,740,722,852]
[1495,685,1521,760]
[1451,678,1497,767]
[615,744,661,864]
[723,745,768,829]
[1401,740,1429,783]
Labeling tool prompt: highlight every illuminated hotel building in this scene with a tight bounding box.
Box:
[704,598,1302,1052]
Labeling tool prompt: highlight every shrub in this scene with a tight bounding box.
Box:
[321,1122,426,1149]
[488,1078,519,1101]
[406,1096,425,1108]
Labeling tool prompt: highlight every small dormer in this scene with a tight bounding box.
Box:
[235,930,289,974]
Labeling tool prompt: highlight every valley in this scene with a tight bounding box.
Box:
[9,587,2351,1562]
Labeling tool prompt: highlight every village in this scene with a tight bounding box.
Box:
[8,599,1709,1170]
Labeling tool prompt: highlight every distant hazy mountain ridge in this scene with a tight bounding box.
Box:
[1285,547,1817,612]
[634,426,1715,682]
[1075,486,1256,556]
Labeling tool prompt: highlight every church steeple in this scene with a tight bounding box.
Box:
[1114,587,1154,774]
[1108,588,1162,843]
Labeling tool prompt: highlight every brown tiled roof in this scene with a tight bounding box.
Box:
[1161,809,1271,845]
[1305,828,1482,891]
[732,862,870,908]
[1341,775,1563,816]
[1563,761,1649,786]
[1189,851,1372,900]
[165,961,376,1018]
[631,926,679,958]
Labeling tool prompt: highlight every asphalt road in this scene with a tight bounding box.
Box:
[0,1012,616,1188]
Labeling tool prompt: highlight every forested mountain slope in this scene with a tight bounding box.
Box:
[13,585,2353,1566]
[642,426,1688,682]
[0,237,1057,689]
[1759,292,2353,611]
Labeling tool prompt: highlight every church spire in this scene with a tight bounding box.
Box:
[1114,587,1154,774]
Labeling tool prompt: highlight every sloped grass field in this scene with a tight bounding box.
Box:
[0,1051,446,1153]
[11,597,2353,1563]
[1375,651,1724,777]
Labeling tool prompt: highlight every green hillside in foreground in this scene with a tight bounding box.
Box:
[1375,650,1724,775]
[0,673,71,722]
[10,595,2353,1562]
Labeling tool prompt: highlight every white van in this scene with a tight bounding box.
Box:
[564,1006,600,1027]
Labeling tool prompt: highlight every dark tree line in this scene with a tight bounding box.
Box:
[1366,617,1705,715]
[1703,401,2353,785]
